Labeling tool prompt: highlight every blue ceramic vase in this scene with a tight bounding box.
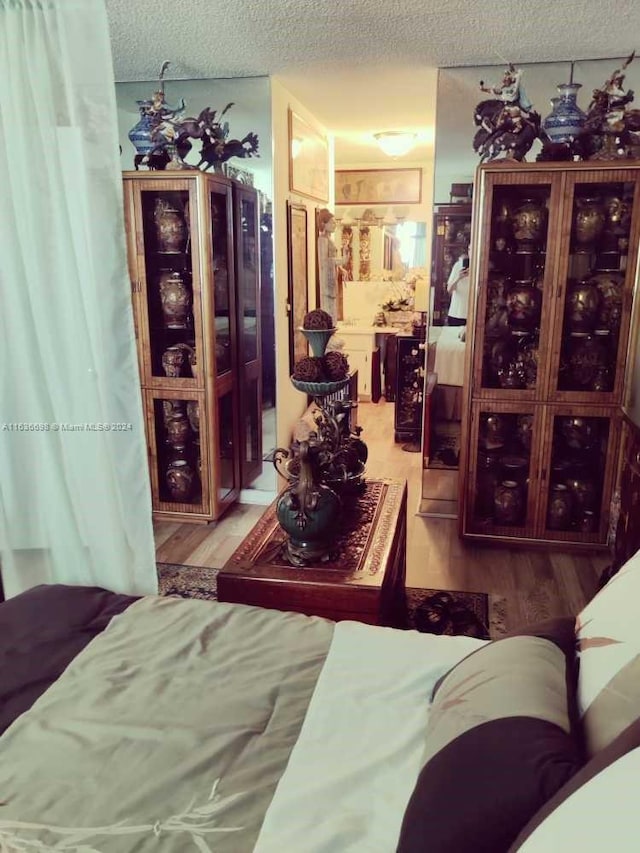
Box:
[543,83,587,144]
[128,100,160,156]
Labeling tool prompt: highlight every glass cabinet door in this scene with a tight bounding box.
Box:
[207,180,236,377]
[134,182,202,388]
[472,174,561,400]
[233,185,262,487]
[549,172,640,402]
[216,387,239,502]
[146,390,209,517]
[466,403,540,536]
[538,409,619,544]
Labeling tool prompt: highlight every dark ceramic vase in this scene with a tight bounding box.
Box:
[166,413,191,449]
[565,474,597,514]
[159,271,191,329]
[166,459,195,501]
[566,333,607,389]
[276,440,341,566]
[488,337,516,384]
[516,414,534,451]
[547,483,573,530]
[506,281,542,331]
[589,271,624,332]
[481,413,510,450]
[154,198,188,253]
[574,196,606,253]
[494,479,525,525]
[561,416,597,451]
[565,281,600,333]
[161,345,187,378]
[512,198,547,250]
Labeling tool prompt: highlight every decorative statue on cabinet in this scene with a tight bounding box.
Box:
[581,52,640,159]
[173,103,260,172]
[128,61,186,170]
[473,64,541,162]
[128,70,260,171]
[317,209,348,319]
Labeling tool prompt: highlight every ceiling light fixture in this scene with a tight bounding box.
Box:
[374,131,417,158]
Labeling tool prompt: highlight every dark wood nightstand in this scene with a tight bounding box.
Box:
[217,478,407,626]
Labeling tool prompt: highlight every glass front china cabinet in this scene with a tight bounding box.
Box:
[460,162,640,547]
[431,203,473,325]
[123,171,262,522]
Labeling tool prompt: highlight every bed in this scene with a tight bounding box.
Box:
[2,552,640,852]
[429,325,466,390]
[422,326,466,470]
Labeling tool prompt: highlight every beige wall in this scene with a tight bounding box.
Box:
[270,78,335,450]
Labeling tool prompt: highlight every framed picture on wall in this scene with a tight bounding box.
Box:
[335,168,423,205]
[287,202,309,374]
[288,109,329,202]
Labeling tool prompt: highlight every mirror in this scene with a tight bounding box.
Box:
[420,57,639,514]
[333,212,428,324]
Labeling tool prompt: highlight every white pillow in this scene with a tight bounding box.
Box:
[576,548,640,756]
[515,746,640,852]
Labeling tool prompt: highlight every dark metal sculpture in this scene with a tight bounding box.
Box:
[172,103,260,172]
[581,52,640,159]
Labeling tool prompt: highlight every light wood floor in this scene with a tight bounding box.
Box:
[155,399,609,627]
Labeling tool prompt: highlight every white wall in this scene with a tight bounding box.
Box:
[270,78,335,449]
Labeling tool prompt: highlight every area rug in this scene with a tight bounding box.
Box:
[158,563,492,639]
[157,563,219,600]
[405,587,490,639]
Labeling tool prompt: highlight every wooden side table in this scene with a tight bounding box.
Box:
[218,478,407,626]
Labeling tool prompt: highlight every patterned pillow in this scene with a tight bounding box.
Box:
[576,547,640,757]
[397,619,583,853]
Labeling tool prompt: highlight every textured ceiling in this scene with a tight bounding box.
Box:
[106,0,639,167]
[107,0,638,82]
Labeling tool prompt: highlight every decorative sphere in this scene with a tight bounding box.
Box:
[324,351,349,380]
[303,309,334,330]
[293,356,325,382]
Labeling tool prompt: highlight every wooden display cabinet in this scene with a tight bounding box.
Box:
[394,336,425,443]
[123,171,261,522]
[430,203,472,325]
[460,161,640,548]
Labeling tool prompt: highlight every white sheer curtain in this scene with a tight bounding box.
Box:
[0,0,158,598]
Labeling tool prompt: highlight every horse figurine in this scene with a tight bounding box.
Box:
[172,102,260,172]
[473,64,541,162]
[197,132,260,171]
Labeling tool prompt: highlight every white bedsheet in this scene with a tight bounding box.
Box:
[433,325,466,387]
[255,621,486,853]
